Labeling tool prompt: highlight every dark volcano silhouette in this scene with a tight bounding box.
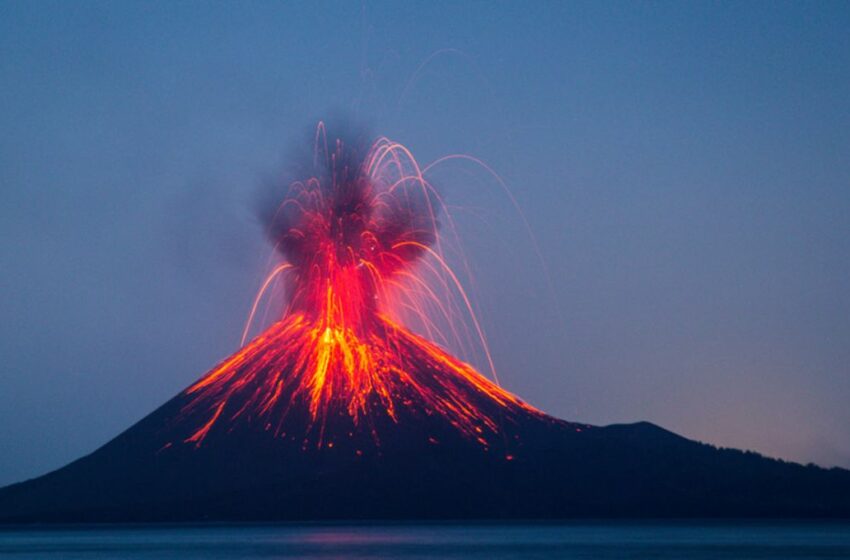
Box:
[1,321,849,522]
[2,127,849,522]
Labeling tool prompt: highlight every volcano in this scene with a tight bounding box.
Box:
[2,127,849,522]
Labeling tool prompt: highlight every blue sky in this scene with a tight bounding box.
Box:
[1,1,849,485]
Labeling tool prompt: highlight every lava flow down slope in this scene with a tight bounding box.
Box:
[2,126,850,522]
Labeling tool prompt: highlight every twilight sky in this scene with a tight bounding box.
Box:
[2,1,850,486]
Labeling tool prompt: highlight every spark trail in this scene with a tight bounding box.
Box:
[178,125,542,449]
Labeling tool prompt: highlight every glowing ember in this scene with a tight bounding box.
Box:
[179,124,542,449]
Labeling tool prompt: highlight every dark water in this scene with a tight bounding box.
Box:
[1,522,849,559]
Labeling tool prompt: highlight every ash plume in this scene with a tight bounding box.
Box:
[258,122,441,319]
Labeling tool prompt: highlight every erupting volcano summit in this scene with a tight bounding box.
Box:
[180,128,544,453]
[1,125,849,522]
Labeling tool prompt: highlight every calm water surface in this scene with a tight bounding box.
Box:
[1,522,849,559]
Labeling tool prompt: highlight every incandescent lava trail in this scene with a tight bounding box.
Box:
[176,125,543,451]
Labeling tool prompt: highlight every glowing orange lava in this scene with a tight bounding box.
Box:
[178,126,543,449]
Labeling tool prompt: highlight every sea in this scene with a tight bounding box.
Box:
[1,522,848,559]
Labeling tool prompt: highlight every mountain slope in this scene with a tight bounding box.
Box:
[1,356,849,522]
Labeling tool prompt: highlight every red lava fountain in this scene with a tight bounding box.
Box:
[178,125,541,450]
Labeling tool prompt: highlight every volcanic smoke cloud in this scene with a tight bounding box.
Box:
[263,124,439,325]
[176,123,542,451]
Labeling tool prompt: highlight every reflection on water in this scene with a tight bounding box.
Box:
[1,522,849,559]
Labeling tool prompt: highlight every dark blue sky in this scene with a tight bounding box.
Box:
[2,1,849,486]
